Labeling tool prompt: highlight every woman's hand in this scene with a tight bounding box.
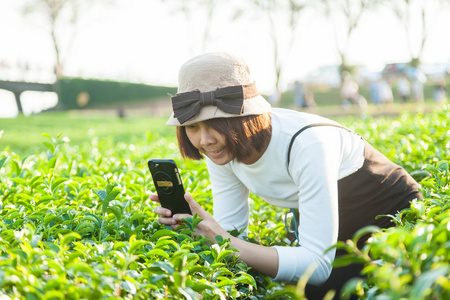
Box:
[150,193,229,241]
[150,194,181,230]
[173,193,230,241]
[150,193,278,277]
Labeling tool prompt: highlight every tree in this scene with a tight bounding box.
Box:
[318,0,381,78]
[389,0,450,67]
[161,0,223,54]
[21,0,115,80]
[250,0,307,104]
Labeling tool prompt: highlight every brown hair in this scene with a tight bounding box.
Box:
[176,113,272,162]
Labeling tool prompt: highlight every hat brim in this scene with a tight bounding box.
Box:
[166,94,271,126]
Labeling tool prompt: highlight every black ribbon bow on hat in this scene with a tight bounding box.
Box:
[171,82,258,124]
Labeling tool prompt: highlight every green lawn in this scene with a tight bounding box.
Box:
[0,112,173,156]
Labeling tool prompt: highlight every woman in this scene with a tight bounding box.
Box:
[151,52,422,299]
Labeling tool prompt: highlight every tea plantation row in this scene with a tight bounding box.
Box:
[0,106,449,299]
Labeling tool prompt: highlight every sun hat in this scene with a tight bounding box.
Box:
[166,52,271,126]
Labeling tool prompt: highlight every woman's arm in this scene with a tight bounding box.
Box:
[151,193,279,278]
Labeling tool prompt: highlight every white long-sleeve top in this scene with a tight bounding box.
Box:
[205,108,365,284]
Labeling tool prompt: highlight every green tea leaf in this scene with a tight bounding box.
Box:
[150,229,176,241]
[0,156,7,169]
[51,178,67,192]
[102,187,121,215]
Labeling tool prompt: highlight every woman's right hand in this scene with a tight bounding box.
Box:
[150,194,181,229]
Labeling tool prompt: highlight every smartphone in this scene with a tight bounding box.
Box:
[148,159,192,215]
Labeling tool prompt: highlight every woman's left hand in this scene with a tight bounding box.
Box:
[175,194,279,278]
[173,193,230,242]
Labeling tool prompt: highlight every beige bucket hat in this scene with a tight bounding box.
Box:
[166,52,271,126]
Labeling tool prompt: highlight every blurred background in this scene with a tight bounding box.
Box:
[0,0,449,118]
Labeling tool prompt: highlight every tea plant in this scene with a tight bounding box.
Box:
[0,105,449,299]
[333,107,450,299]
[0,130,295,299]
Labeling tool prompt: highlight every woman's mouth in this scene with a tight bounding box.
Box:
[205,148,224,158]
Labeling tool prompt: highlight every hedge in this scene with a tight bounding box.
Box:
[56,78,177,110]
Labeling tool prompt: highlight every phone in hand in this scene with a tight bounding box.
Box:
[148,159,192,215]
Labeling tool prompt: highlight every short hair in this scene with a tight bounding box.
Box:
[176,113,272,163]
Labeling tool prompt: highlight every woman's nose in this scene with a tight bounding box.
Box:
[200,127,216,146]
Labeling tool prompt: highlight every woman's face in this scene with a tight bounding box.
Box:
[184,122,233,165]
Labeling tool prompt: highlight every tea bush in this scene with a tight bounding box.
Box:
[0,106,449,299]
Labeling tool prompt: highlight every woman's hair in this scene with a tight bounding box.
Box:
[176,113,272,162]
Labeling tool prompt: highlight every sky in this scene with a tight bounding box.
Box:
[1,0,450,117]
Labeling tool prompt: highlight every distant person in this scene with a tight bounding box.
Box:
[433,76,447,104]
[118,105,126,119]
[304,90,316,108]
[411,79,424,103]
[340,71,359,106]
[397,75,410,103]
[378,79,394,105]
[341,72,367,112]
[294,81,315,109]
[369,78,381,105]
[269,89,281,104]
[294,80,305,108]
[76,91,90,108]
[151,52,423,300]
[410,68,426,103]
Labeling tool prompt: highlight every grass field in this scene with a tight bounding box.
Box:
[0,112,173,156]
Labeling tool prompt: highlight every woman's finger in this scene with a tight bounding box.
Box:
[184,193,209,218]
[172,213,193,222]
[158,216,177,226]
[154,206,172,217]
[149,194,160,203]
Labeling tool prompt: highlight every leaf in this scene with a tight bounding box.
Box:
[234,273,257,287]
[150,261,175,275]
[332,254,366,268]
[411,266,449,298]
[190,281,215,292]
[44,214,57,225]
[150,274,167,284]
[96,156,103,167]
[155,238,179,251]
[149,249,170,259]
[51,178,67,192]
[352,225,382,244]
[74,222,95,234]
[129,239,149,255]
[0,156,7,169]
[43,241,60,253]
[43,141,55,153]
[108,205,123,221]
[177,287,198,300]
[95,190,107,201]
[68,261,94,276]
[82,213,101,228]
[48,157,58,170]
[216,249,234,263]
[41,133,53,139]
[216,276,236,287]
[10,177,27,186]
[150,229,176,241]
[130,213,146,223]
[60,232,81,248]
[102,187,121,215]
